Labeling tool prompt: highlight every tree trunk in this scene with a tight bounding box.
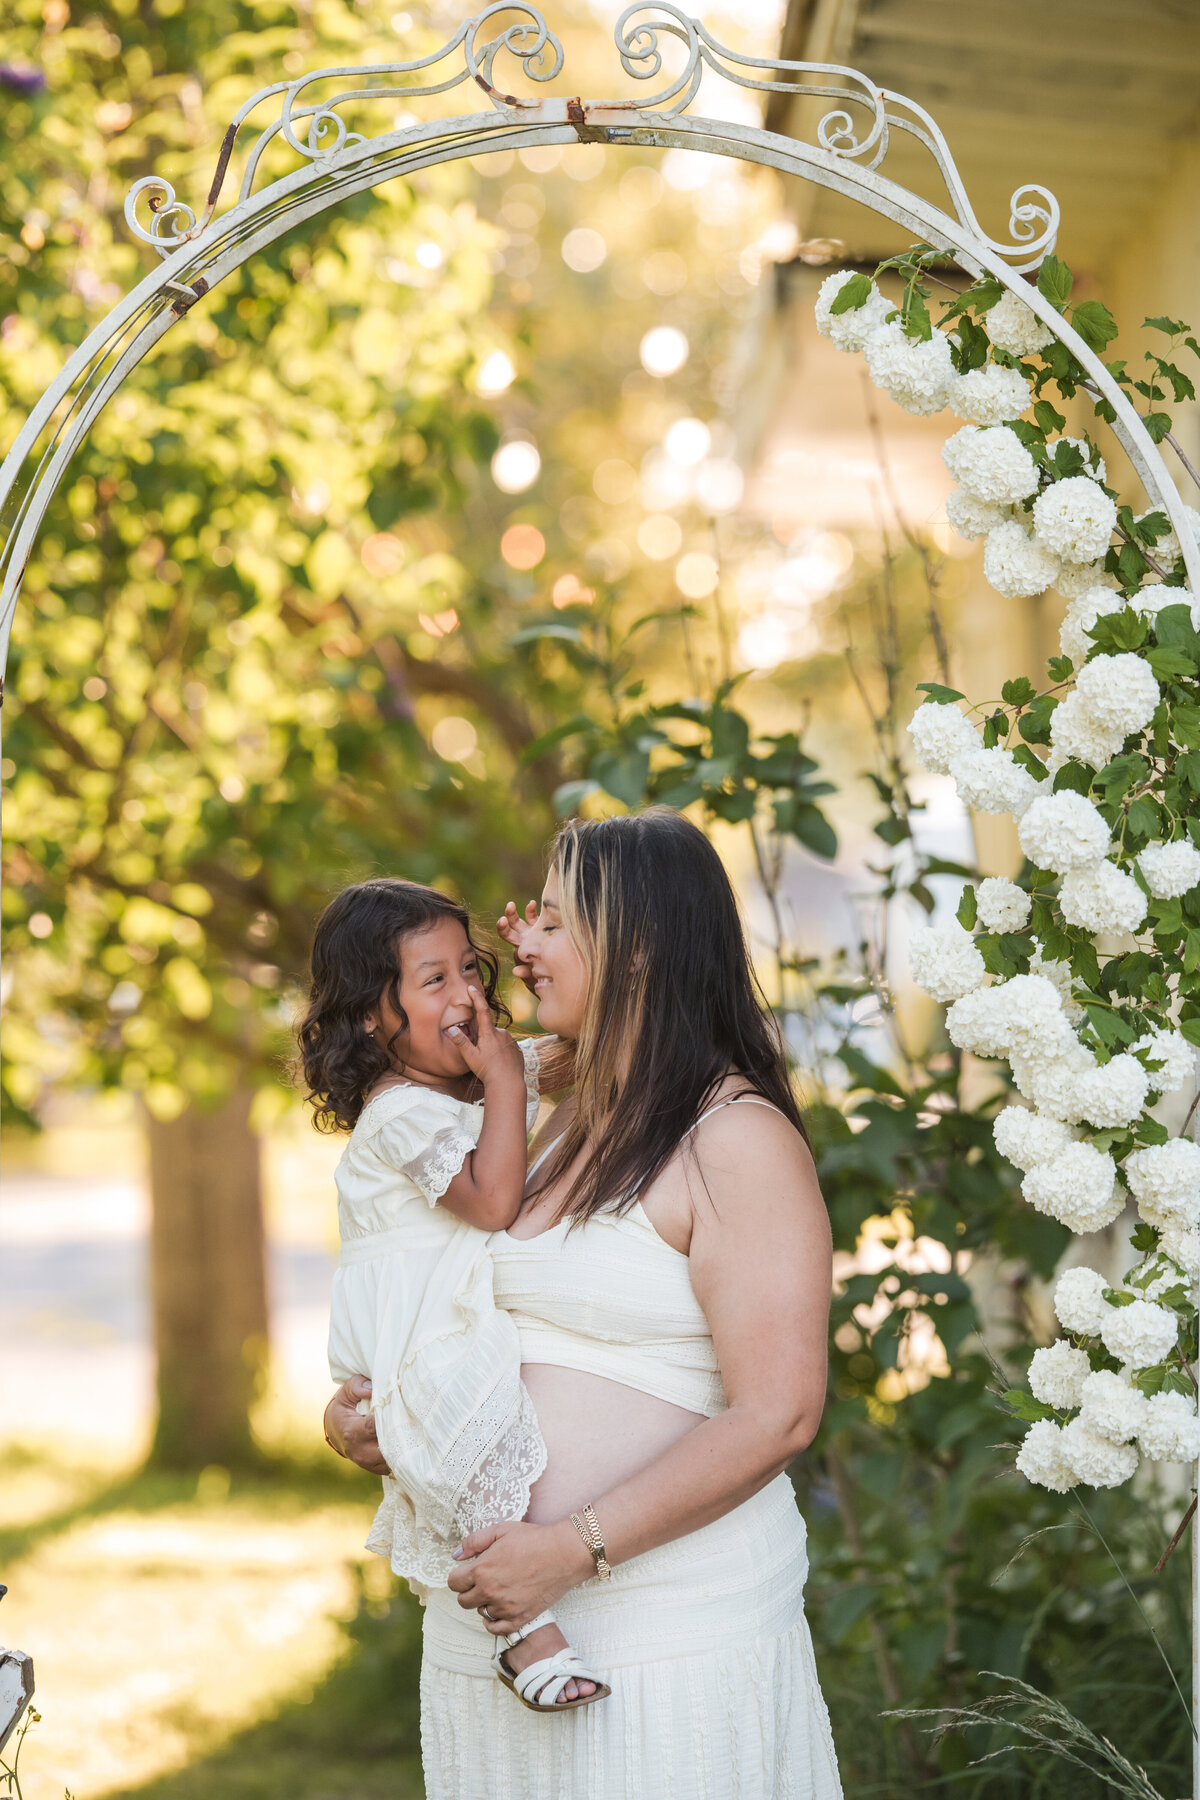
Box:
[146,1088,270,1469]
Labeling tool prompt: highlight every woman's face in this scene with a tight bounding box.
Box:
[521,868,590,1040]
[366,917,479,1081]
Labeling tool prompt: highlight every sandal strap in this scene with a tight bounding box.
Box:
[511,1647,600,1706]
[502,1607,557,1648]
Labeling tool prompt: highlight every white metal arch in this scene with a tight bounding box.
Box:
[2,0,1198,682]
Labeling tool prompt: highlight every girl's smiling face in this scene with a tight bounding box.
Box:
[366,916,481,1083]
[520,869,590,1039]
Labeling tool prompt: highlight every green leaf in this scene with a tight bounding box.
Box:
[1070,299,1119,352]
[1147,645,1197,681]
[1001,676,1037,706]
[788,803,838,860]
[519,714,594,763]
[956,884,978,929]
[1004,1388,1056,1423]
[1032,398,1067,435]
[1145,315,1189,336]
[916,682,966,703]
[1036,255,1073,312]
[828,272,873,315]
[553,778,599,817]
[1144,411,1173,444]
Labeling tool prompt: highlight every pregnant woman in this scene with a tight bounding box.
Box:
[324,809,842,1798]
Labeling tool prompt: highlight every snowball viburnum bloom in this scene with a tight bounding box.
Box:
[1048,692,1125,770]
[1053,1265,1112,1336]
[1010,1039,1096,1125]
[1018,789,1110,873]
[1140,1391,1200,1462]
[942,424,1039,506]
[946,490,1010,542]
[1056,560,1110,601]
[1059,1418,1138,1488]
[907,700,979,776]
[1137,839,1200,899]
[976,877,1031,933]
[1078,1369,1147,1444]
[1058,861,1147,936]
[1099,1298,1178,1368]
[1022,1141,1123,1234]
[984,288,1055,358]
[983,520,1061,599]
[992,1106,1075,1171]
[1124,1139,1200,1228]
[1058,588,1121,667]
[1028,1341,1090,1409]
[1133,503,1200,566]
[907,921,986,1003]
[865,320,956,416]
[814,270,894,353]
[1032,476,1119,565]
[1160,1226,1200,1278]
[1132,1026,1196,1094]
[949,746,1039,816]
[1073,653,1160,738]
[949,363,1033,426]
[1071,1053,1150,1129]
[1016,1419,1077,1492]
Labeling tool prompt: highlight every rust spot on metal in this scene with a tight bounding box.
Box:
[169,275,209,318]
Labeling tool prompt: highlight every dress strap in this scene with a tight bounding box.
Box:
[687,1093,783,1134]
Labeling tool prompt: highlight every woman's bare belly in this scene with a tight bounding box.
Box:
[521,1362,704,1523]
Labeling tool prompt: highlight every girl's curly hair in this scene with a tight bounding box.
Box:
[297,878,510,1133]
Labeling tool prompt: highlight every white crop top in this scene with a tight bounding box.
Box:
[490,1095,780,1420]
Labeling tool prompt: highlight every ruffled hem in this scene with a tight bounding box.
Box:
[419,1614,842,1800]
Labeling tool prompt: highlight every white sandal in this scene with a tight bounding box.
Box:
[492,1608,612,1712]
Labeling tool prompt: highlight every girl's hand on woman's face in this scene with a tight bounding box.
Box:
[497,900,539,992]
[446,1519,593,1634]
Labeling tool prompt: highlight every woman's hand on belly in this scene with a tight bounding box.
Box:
[447,1517,595,1636]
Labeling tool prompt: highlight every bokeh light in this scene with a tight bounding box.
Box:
[552,573,595,608]
[637,514,683,560]
[430,716,478,763]
[639,326,689,377]
[491,439,541,493]
[694,459,745,514]
[665,417,711,467]
[593,458,638,504]
[361,531,405,576]
[417,609,458,637]
[28,912,53,939]
[500,524,546,570]
[675,551,719,599]
[475,350,515,396]
[561,227,607,272]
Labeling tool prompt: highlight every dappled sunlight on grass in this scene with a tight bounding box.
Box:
[1,1450,424,1800]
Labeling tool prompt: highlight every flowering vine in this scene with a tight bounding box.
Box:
[816,249,1200,1496]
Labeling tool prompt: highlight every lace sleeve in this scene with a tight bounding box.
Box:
[365,1087,482,1207]
[519,1037,541,1133]
[400,1124,478,1207]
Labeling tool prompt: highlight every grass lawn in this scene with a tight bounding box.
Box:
[0,1445,426,1800]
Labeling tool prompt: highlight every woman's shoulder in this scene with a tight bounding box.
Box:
[686,1080,811,1169]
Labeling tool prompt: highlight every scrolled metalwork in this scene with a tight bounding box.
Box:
[123,176,199,255]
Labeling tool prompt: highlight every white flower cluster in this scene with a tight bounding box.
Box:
[983,520,1061,599]
[1134,503,1200,567]
[1032,477,1118,565]
[866,274,1200,1499]
[908,921,986,1003]
[983,289,1055,358]
[1138,838,1200,899]
[976,877,1031,933]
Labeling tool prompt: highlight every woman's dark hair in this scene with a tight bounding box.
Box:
[297,878,509,1133]
[529,808,808,1223]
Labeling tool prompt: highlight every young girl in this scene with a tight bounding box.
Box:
[298,877,608,1712]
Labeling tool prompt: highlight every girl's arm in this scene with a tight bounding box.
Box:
[437,985,530,1233]
[446,1104,832,1629]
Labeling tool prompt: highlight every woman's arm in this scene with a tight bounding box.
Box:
[447,1105,832,1630]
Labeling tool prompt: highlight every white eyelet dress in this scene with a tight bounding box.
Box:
[328,1043,546,1595]
[418,1098,844,1800]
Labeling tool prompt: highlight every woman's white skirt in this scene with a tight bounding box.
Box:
[419,1474,842,1800]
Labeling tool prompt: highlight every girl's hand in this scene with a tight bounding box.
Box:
[448,984,524,1087]
[497,900,538,992]
[447,1518,594,1635]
